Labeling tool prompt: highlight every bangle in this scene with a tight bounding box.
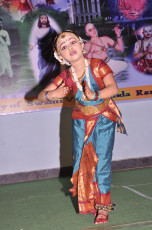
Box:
[93,91,100,101]
[94,91,98,101]
[44,91,50,101]
[117,35,121,38]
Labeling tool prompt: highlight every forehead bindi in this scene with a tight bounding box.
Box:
[59,36,78,46]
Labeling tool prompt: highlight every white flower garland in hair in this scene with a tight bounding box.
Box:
[71,58,91,100]
[54,51,71,66]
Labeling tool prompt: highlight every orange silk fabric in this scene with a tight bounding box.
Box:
[69,141,111,214]
[69,117,112,214]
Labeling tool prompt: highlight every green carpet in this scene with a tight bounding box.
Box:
[0,167,152,230]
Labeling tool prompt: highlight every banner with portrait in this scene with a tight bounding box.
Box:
[0,0,152,115]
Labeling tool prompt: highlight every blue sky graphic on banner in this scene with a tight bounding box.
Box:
[0,0,152,115]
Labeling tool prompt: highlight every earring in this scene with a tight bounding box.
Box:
[82,48,86,55]
[54,51,71,66]
[60,58,65,65]
[62,58,71,66]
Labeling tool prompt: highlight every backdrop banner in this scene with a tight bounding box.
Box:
[0,0,152,115]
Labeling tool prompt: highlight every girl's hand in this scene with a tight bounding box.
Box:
[83,81,95,101]
[52,86,71,98]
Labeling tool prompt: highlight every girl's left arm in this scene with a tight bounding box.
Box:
[99,73,118,99]
[84,73,118,100]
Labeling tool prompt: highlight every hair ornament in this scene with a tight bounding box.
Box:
[54,51,71,66]
[54,30,84,53]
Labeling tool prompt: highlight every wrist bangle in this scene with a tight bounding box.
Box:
[117,35,121,38]
[92,91,99,101]
[94,91,98,101]
[44,91,50,101]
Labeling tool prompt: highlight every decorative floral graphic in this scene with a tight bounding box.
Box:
[118,0,146,20]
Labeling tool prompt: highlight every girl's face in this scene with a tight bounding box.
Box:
[85,24,98,37]
[58,33,84,63]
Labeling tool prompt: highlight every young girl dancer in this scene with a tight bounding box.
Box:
[38,31,126,224]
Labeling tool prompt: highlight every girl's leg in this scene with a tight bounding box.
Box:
[93,115,116,224]
[72,119,85,175]
[94,115,115,194]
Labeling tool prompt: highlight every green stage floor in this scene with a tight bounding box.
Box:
[0,167,152,230]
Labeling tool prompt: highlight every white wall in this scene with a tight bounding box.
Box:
[0,100,152,175]
[113,100,152,160]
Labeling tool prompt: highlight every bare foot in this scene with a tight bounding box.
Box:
[94,210,108,224]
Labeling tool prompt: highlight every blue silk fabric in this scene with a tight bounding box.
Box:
[75,66,105,105]
[72,67,116,194]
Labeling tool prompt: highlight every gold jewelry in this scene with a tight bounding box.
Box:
[70,58,91,100]
[54,31,83,54]
[75,99,110,116]
[60,59,65,65]
[78,71,85,82]
[82,48,86,55]
[54,51,71,66]
[56,32,80,53]
[60,58,67,65]
[94,203,116,212]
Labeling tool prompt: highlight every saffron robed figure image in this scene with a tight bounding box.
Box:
[38,31,127,225]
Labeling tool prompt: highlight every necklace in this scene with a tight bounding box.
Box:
[78,70,85,83]
[70,59,91,100]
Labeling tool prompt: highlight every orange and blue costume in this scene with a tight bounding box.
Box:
[52,58,126,215]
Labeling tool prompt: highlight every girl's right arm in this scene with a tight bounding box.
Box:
[38,82,70,102]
